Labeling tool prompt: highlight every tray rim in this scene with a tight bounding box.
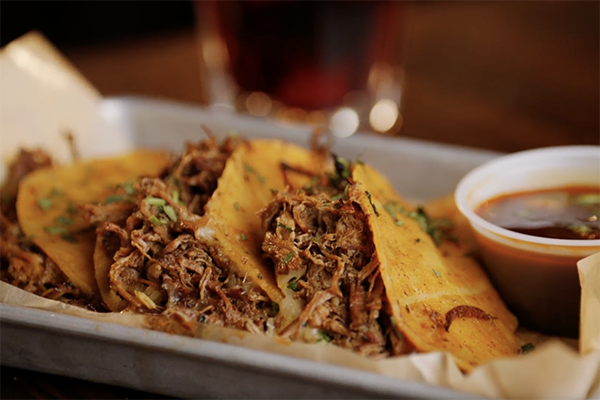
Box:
[0,303,477,399]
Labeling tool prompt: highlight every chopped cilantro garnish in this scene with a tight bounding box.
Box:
[333,156,351,179]
[331,193,344,202]
[433,269,441,277]
[45,226,68,235]
[405,207,456,246]
[408,209,428,232]
[234,202,240,211]
[575,194,600,206]
[61,234,77,243]
[269,302,280,317]
[328,154,353,188]
[66,202,78,215]
[148,215,165,226]
[270,188,279,195]
[365,191,379,216]
[37,197,52,210]
[383,203,396,218]
[171,190,181,204]
[392,201,409,216]
[316,330,332,343]
[428,216,455,245]
[384,201,405,226]
[287,278,300,292]
[45,226,76,242]
[145,196,166,207]
[55,215,73,226]
[282,252,294,265]
[105,194,126,205]
[245,164,265,183]
[120,182,135,195]
[50,188,64,197]
[570,224,593,235]
[167,175,182,189]
[520,343,535,354]
[277,222,293,233]
[241,233,247,241]
[163,205,177,222]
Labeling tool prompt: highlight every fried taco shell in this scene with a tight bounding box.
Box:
[352,162,520,371]
[204,139,328,327]
[16,149,170,298]
[259,153,519,371]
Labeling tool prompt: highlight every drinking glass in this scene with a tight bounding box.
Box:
[194,0,406,137]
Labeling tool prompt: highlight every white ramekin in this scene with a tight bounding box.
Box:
[455,145,600,337]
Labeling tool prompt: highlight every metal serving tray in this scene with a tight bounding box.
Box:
[1,96,501,399]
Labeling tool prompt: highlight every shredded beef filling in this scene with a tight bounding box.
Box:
[82,138,276,334]
[260,182,408,357]
[162,135,239,216]
[0,149,89,307]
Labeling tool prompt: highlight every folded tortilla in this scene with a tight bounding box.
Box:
[86,137,247,313]
[353,163,519,371]
[203,139,328,316]
[16,149,170,298]
[258,146,519,371]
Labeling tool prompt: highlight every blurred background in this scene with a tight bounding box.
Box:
[1,1,599,153]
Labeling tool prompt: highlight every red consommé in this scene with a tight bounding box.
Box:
[475,186,600,240]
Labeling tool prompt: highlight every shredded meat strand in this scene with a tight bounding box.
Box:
[445,305,496,332]
[259,186,404,358]
[165,136,240,216]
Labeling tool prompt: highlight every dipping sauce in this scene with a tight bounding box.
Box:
[475,186,600,240]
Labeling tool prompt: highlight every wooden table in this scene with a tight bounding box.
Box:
[2,2,598,399]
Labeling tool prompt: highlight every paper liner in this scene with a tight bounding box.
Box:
[1,31,599,400]
[0,31,131,182]
[1,269,599,400]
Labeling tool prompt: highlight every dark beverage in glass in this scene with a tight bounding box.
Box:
[196,0,405,134]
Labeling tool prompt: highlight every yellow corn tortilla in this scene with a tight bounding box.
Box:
[16,149,170,297]
[93,231,129,311]
[203,139,328,321]
[352,163,520,372]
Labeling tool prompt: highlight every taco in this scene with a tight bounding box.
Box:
[202,139,328,329]
[0,149,84,304]
[12,148,169,304]
[259,154,520,371]
[84,137,327,334]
